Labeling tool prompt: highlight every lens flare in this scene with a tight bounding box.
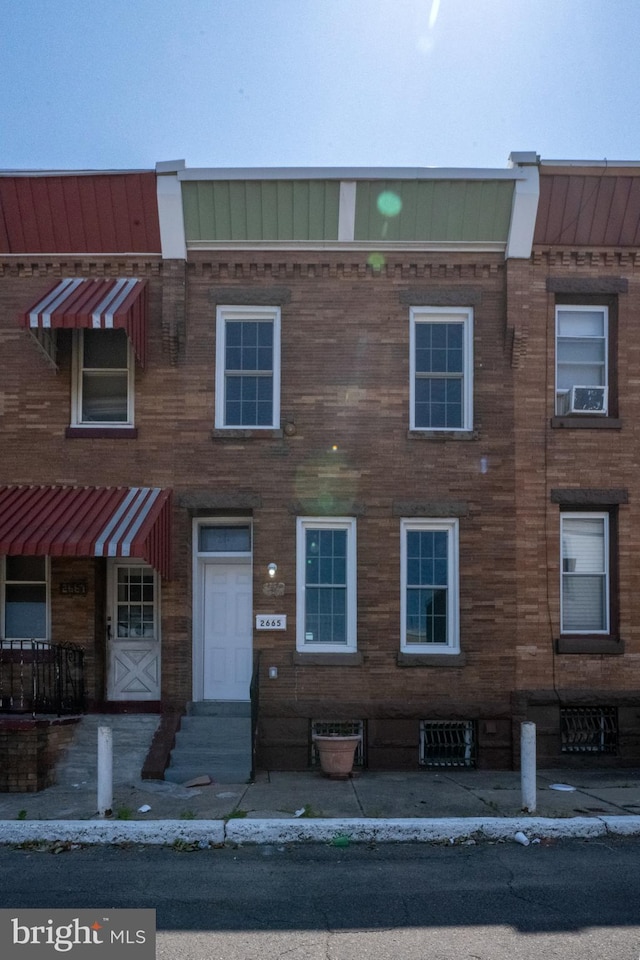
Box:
[367,252,386,272]
[377,191,402,218]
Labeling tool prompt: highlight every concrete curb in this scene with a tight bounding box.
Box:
[225,816,610,844]
[0,820,225,846]
[1,815,640,845]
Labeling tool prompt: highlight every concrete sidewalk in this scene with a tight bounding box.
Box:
[1,767,640,845]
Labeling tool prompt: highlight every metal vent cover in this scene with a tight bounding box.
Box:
[561,706,618,754]
[420,720,476,768]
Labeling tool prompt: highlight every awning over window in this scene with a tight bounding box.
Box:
[0,486,172,579]
[18,278,149,367]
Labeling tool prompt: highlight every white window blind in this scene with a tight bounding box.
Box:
[561,514,608,633]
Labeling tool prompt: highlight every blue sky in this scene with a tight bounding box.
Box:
[2,0,639,171]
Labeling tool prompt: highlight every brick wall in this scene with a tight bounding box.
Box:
[177,252,518,768]
[510,249,640,764]
[1,250,521,769]
[0,718,78,792]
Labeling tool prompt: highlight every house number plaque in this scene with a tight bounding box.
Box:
[255,614,287,630]
[60,581,88,596]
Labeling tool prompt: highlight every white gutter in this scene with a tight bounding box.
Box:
[540,158,640,167]
[0,168,153,176]
[174,165,525,182]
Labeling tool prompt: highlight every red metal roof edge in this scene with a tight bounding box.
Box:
[0,172,161,255]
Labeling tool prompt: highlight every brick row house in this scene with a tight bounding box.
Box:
[511,159,640,764]
[1,153,638,789]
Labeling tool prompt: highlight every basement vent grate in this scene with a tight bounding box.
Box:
[561,706,618,754]
[311,720,365,767]
[420,720,476,768]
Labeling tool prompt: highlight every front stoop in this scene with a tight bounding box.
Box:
[164,701,252,785]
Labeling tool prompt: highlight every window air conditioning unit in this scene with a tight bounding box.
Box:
[569,385,607,414]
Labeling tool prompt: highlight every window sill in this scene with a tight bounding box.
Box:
[65,427,138,439]
[293,652,363,666]
[212,428,284,440]
[407,430,478,441]
[397,651,466,666]
[556,636,624,655]
[551,417,621,430]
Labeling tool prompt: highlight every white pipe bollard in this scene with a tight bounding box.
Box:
[97,725,113,817]
[520,721,537,813]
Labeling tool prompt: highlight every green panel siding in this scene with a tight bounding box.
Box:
[182,180,340,242]
[354,179,514,242]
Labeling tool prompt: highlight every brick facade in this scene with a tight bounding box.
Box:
[0,718,78,792]
[510,242,640,763]
[4,158,640,781]
[1,249,518,770]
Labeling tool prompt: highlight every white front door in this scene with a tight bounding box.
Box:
[202,561,253,701]
[107,563,160,700]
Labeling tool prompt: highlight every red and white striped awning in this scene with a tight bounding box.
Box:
[0,486,172,579]
[18,278,149,366]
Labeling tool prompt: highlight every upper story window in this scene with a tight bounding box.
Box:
[296,518,357,653]
[561,512,610,635]
[409,307,473,431]
[400,519,460,654]
[555,306,608,416]
[1,556,49,641]
[72,329,134,426]
[215,306,281,429]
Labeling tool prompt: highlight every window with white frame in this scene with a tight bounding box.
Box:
[401,519,460,654]
[561,513,609,634]
[296,518,357,652]
[410,307,473,431]
[215,306,281,429]
[555,306,608,415]
[1,556,49,641]
[72,329,134,426]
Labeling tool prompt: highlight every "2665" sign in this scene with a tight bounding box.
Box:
[255,615,287,630]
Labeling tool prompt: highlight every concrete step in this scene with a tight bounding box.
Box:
[165,704,253,784]
[187,701,251,718]
[177,716,250,738]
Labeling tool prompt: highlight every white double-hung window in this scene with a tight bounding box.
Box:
[555,306,608,415]
[561,513,609,634]
[296,518,357,652]
[72,329,134,426]
[410,307,473,431]
[400,519,460,654]
[215,306,281,429]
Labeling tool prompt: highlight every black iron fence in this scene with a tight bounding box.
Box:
[0,640,84,717]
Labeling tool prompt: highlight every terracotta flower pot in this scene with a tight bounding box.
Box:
[313,734,361,779]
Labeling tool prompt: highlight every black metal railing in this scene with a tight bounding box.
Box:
[249,649,262,780]
[0,640,84,717]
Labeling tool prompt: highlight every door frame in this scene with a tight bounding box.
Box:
[191,517,253,702]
